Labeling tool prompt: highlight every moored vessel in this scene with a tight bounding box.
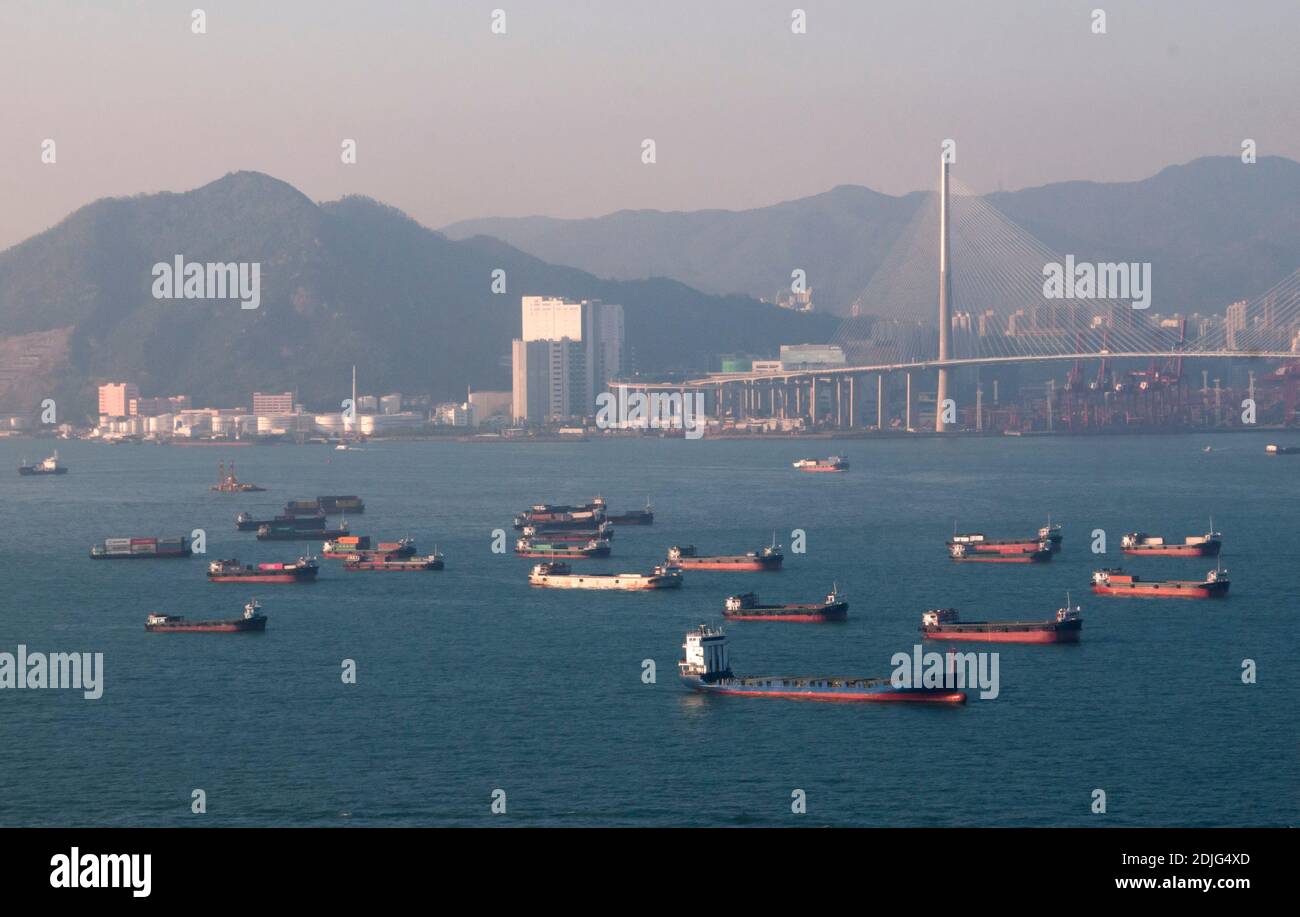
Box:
[520,522,614,541]
[678,625,965,704]
[948,532,1049,555]
[343,551,444,571]
[666,541,783,571]
[1091,567,1229,598]
[948,542,1051,563]
[792,456,849,473]
[145,600,267,633]
[722,587,847,622]
[18,450,67,476]
[512,502,606,530]
[1120,528,1221,557]
[319,495,365,514]
[210,461,265,492]
[207,557,318,583]
[91,536,191,559]
[527,561,681,589]
[605,499,654,525]
[919,604,1082,643]
[237,512,324,532]
[258,520,349,540]
[515,537,611,558]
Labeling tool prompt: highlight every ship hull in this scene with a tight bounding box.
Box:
[530,574,680,590]
[344,560,443,571]
[681,676,963,704]
[607,512,653,525]
[798,466,847,473]
[258,529,348,541]
[146,617,267,633]
[91,550,191,559]
[922,620,1081,643]
[18,467,67,476]
[724,601,848,622]
[950,540,1043,554]
[1122,544,1220,557]
[1092,581,1228,598]
[671,557,783,571]
[515,547,610,558]
[949,551,1050,564]
[208,571,317,583]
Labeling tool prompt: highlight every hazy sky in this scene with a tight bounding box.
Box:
[2,0,1297,251]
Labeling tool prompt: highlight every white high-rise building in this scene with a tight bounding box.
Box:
[513,296,624,423]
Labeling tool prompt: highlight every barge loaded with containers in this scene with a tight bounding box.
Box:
[1120,528,1221,557]
[237,512,325,532]
[1091,567,1230,598]
[527,561,682,589]
[146,600,267,633]
[207,557,318,583]
[258,520,349,541]
[919,604,1082,643]
[284,496,365,515]
[678,625,965,704]
[343,551,444,571]
[322,536,416,559]
[91,536,191,559]
[722,588,847,622]
[667,542,784,571]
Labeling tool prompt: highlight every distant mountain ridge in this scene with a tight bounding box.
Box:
[443,156,1300,315]
[0,173,836,416]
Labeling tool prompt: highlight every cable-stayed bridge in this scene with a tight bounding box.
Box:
[619,159,1300,432]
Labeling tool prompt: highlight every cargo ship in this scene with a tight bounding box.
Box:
[919,604,1082,643]
[1039,521,1063,551]
[514,537,611,558]
[948,532,1049,555]
[722,587,847,622]
[319,495,365,514]
[792,456,849,473]
[91,536,192,559]
[145,600,267,633]
[512,502,606,531]
[258,520,349,541]
[527,561,682,589]
[666,541,784,571]
[520,523,613,542]
[236,512,325,532]
[948,542,1051,563]
[1091,567,1230,598]
[678,625,965,704]
[1266,444,1300,455]
[343,551,444,571]
[1121,528,1221,557]
[210,461,265,492]
[605,499,654,526]
[325,537,415,559]
[18,450,67,476]
[207,557,318,583]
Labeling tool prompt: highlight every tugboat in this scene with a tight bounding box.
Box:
[18,450,67,476]
[722,587,847,622]
[666,539,784,571]
[207,557,318,583]
[145,600,267,633]
[343,550,444,571]
[920,602,1082,643]
[1091,567,1230,598]
[678,625,965,704]
[527,561,682,589]
[1121,526,1221,557]
[948,542,1051,563]
[210,461,265,492]
[514,537,611,558]
[792,456,849,473]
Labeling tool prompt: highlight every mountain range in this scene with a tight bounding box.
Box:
[444,156,1300,317]
[0,174,836,417]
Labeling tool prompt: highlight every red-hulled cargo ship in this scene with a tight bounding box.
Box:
[792,456,849,473]
[948,542,1050,563]
[678,625,965,704]
[1120,529,1221,557]
[920,605,1082,643]
[667,542,783,571]
[343,551,444,571]
[948,532,1049,555]
[207,557,318,583]
[722,587,847,622]
[1091,567,1229,598]
[145,600,267,633]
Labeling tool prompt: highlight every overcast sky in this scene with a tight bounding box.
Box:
[2,0,1297,250]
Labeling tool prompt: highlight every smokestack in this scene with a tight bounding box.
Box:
[936,156,953,432]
